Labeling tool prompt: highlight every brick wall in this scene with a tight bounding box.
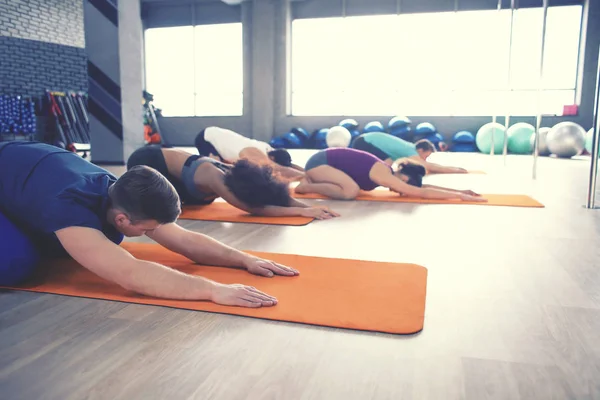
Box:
[0,0,85,48]
[0,0,87,97]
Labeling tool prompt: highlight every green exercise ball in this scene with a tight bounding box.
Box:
[507,122,535,154]
[476,122,506,154]
[585,128,598,156]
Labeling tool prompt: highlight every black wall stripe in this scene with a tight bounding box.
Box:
[89,0,118,27]
[87,61,121,102]
[89,97,123,140]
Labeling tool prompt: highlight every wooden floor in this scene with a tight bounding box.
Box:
[2,150,600,400]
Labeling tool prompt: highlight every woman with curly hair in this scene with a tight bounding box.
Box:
[295,147,485,202]
[127,146,339,220]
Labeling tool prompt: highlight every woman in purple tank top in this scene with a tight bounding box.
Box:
[296,148,486,202]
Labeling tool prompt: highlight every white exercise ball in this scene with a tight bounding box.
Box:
[529,127,551,156]
[547,121,586,158]
[326,126,352,148]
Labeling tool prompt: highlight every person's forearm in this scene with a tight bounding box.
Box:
[421,188,462,200]
[427,163,465,173]
[180,231,255,268]
[120,259,216,300]
[254,206,307,217]
[288,198,310,208]
[422,184,464,194]
[276,165,305,180]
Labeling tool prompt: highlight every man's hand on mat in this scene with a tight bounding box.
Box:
[301,206,340,220]
[460,189,481,197]
[244,257,300,277]
[460,193,488,202]
[211,283,278,308]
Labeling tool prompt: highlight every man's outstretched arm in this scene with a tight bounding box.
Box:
[146,223,299,278]
[56,226,277,307]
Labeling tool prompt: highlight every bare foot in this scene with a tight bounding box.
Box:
[295,178,310,193]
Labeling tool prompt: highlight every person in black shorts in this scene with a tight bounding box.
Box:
[127,146,339,219]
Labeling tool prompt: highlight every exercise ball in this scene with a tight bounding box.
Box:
[529,127,551,156]
[281,131,303,149]
[291,127,310,142]
[415,122,436,135]
[0,211,40,286]
[339,119,359,131]
[349,129,361,145]
[326,126,352,148]
[269,137,286,149]
[453,143,478,152]
[507,123,535,154]
[310,128,329,149]
[390,125,412,137]
[476,122,506,154]
[453,131,475,144]
[547,121,586,158]
[363,121,385,133]
[388,116,411,130]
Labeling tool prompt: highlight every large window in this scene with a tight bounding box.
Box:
[291,6,582,116]
[145,23,243,117]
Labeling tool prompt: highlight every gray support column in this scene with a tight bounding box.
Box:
[250,0,276,142]
[274,0,292,120]
[84,0,144,164]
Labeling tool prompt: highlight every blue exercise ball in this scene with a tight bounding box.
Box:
[269,137,286,149]
[415,122,436,135]
[291,127,310,142]
[453,130,476,144]
[453,143,479,152]
[390,125,413,140]
[388,116,411,130]
[0,211,40,286]
[281,131,303,149]
[339,119,359,131]
[363,121,385,133]
[311,128,329,149]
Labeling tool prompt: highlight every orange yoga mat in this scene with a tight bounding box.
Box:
[1,242,428,334]
[179,202,314,226]
[294,190,544,208]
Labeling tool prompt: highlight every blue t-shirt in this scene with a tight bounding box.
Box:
[0,141,124,256]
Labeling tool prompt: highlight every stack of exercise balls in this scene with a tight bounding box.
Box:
[452,131,477,152]
[411,122,448,151]
[269,127,310,149]
[388,116,412,139]
[475,120,587,158]
[339,119,361,144]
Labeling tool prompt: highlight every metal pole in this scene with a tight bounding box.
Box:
[490,0,503,157]
[533,0,548,179]
[585,46,600,209]
[503,0,516,166]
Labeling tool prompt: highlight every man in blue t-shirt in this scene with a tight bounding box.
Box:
[352,132,468,174]
[0,141,298,308]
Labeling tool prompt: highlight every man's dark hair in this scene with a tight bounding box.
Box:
[109,165,181,223]
[415,139,436,153]
[267,149,292,167]
[224,159,291,208]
